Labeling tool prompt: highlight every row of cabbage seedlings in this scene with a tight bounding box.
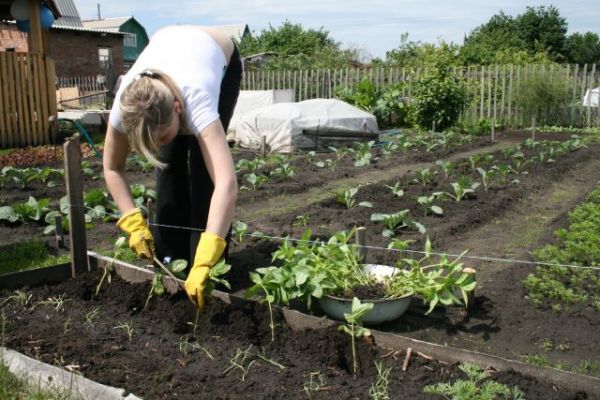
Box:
[315,136,590,239]
[234,130,479,191]
[0,185,155,234]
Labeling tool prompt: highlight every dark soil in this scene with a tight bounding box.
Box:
[0,270,590,399]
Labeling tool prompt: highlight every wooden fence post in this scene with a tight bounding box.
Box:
[63,134,89,276]
[356,227,367,261]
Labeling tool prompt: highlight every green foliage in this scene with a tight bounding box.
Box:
[523,184,600,310]
[0,196,50,223]
[370,209,426,237]
[565,32,600,65]
[238,20,360,70]
[338,297,373,376]
[512,67,573,127]
[412,62,467,131]
[336,80,412,129]
[332,187,373,209]
[369,361,392,400]
[423,362,525,400]
[461,5,567,64]
[0,240,69,275]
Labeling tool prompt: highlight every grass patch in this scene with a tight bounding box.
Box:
[0,361,78,400]
[0,241,69,275]
[521,354,600,379]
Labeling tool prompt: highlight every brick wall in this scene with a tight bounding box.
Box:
[0,23,28,52]
[0,23,124,77]
[48,30,124,77]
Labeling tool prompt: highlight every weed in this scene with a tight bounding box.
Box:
[369,361,392,400]
[113,322,134,341]
[424,362,525,399]
[177,337,214,359]
[301,371,327,399]
[84,307,101,328]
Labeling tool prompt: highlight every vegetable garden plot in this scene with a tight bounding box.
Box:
[0,131,495,254]
[0,268,591,400]
[239,136,600,379]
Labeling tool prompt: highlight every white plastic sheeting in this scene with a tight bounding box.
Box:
[582,87,599,107]
[235,99,379,153]
[227,89,295,141]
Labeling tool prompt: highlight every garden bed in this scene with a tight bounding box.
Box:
[0,261,594,399]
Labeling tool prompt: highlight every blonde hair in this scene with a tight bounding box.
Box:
[119,69,186,169]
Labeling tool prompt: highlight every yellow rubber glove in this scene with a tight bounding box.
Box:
[185,232,226,309]
[116,208,155,260]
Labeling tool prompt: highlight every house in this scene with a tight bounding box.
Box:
[82,16,149,71]
[0,0,61,147]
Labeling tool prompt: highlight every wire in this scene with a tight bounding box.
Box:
[67,203,600,273]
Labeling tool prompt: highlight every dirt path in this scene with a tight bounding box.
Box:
[236,141,514,221]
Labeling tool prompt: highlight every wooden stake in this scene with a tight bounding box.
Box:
[402,347,412,371]
[54,215,64,248]
[261,135,267,157]
[63,134,89,276]
[356,226,367,261]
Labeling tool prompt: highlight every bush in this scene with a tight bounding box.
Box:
[335,79,412,129]
[412,66,468,131]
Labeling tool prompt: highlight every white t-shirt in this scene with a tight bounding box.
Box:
[109,25,228,136]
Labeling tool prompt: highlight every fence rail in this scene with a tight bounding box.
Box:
[241,63,600,128]
[56,75,107,109]
[0,52,57,148]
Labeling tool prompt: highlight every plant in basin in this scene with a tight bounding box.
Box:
[247,229,477,331]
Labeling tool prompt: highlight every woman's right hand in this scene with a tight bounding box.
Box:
[116,208,155,259]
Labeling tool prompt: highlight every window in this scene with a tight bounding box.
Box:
[124,33,137,47]
[98,47,112,70]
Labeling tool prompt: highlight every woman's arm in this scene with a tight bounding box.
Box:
[196,119,238,238]
[103,123,136,213]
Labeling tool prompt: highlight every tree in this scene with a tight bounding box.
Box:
[515,6,567,60]
[461,6,568,64]
[238,20,361,69]
[461,11,525,64]
[565,32,600,65]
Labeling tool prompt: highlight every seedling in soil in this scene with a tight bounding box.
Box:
[387,238,415,250]
[435,159,456,180]
[241,173,268,191]
[435,177,480,202]
[0,290,32,307]
[381,142,399,159]
[293,214,310,227]
[369,361,392,400]
[476,167,496,191]
[349,141,375,167]
[34,295,68,312]
[314,158,337,171]
[370,209,426,237]
[0,196,50,223]
[416,195,444,217]
[301,371,328,399]
[338,297,373,377]
[491,164,513,185]
[113,322,134,341]
[304,151,317,164]
[84,307,101,328]
[423,362,525,400]
[413,168,435,186]
[96,236,128,296]
[232,220,248,244]
[270,162,296,178]
[509,151,530,174]
[385,182,404,198]
[223,345,257,382]
[177,337,214,359]
[145,259,188,310]
[328,145,349,162]
[333,187,373,209]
